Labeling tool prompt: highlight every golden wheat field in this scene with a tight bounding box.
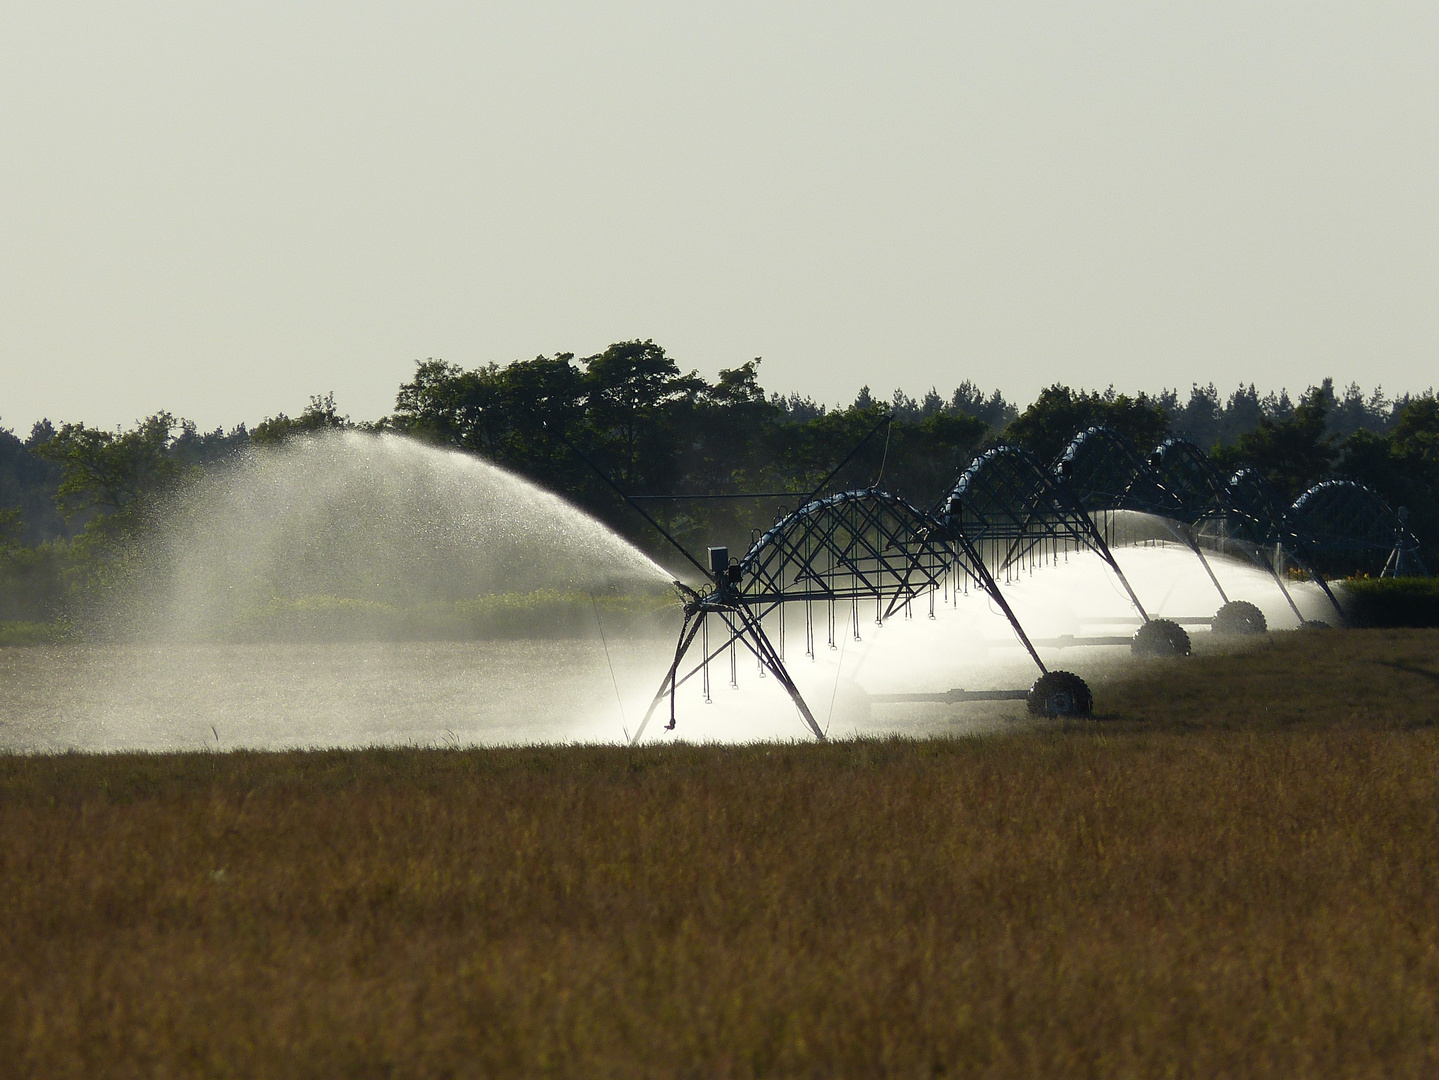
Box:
[2,629,1438,1078]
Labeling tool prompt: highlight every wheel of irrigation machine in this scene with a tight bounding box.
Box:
[1131,618,1192,657]
[1027,671,1094,718]
[1211,600,1267,636]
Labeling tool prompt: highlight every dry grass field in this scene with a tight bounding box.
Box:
[3,628,1439,1078]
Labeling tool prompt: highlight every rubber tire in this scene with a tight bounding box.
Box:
[1132,618,1192,657]
[1212,600,1267,636]
[1027,670,1094,718]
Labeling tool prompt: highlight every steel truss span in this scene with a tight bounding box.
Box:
[1058,426,1169,516]
[740,490,950,608]
[1289,480,1428,578]
[1146,437,1231,524]
[944,445,1113,571]
[940,444,1151,619]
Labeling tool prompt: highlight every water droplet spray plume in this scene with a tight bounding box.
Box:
[125,431,673,640]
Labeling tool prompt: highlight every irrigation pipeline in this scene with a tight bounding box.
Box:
[562,417,1411,743]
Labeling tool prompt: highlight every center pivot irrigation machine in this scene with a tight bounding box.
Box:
[558,417,1424,744]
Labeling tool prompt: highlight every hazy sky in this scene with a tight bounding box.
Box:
[2,2,1436,432]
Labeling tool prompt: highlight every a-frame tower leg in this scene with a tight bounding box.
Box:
[630,611,706,746]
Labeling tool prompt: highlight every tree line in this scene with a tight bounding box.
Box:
[2,340,1435,626]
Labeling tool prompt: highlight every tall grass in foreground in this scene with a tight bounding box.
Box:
[2,630,1438,1078]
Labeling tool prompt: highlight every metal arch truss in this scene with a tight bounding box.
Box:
[741,490,951,610]
[1133,438,1308,613]
[1146,438,1231,523]
[1289,480,1428,578]
[1057,426,1170,516]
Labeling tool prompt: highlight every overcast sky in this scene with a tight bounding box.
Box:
[2,2,1436,433]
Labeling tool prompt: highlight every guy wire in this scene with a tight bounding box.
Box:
[589,593,626,731]
[871,416,894,488]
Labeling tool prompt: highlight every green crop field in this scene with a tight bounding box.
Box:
[3,629,1438,1078]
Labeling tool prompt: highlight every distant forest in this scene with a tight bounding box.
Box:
[3,340,1436,626]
